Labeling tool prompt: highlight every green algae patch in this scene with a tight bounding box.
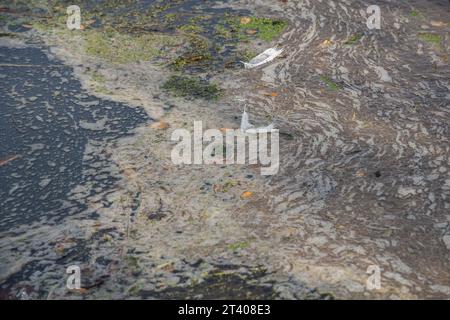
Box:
[227,241,251,251]
[85,30,181,64]
[138,265,330,299]
[237,49,258,62]
[418,33,441,45]
[224,16,287,42]
[90,71,106,83]
[215,24,234,39]
[170,50,212,71]
[344,33,363,45]
[170,34,212,71]
[178,24,204,34]
[88,71,113,94]
[320,75,341,91]
[164,13,178,23]
[22,1,287,73]
[410,10,421,17]
[142,268,280,299]
[177,16,211,35]
[162,75,221,100]
[238,17,287,41]
[409,10,425,19]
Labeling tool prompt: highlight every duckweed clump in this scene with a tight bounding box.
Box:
[162,75,221,100]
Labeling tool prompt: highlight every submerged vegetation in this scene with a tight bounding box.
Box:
[320,75,341,91]
[344,33,363,45]
[418,33,441,45]
[233,16,288,42]
[0,1,289,99]
[85,31,181,64]
[0,1,288,99]
[227,241,251,251]
[162,75,221,100]
[216,15,288,42]
[144,266,280,299]
[0,2,290,102]
[409,10,424,18]
[170,34,212,71]
[171,15,287,71]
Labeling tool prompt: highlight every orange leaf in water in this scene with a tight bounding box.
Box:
[262,91,278,97]
[150,121,170,130]
[240,191,253,199]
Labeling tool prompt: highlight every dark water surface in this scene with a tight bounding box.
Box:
[0,45,150,232]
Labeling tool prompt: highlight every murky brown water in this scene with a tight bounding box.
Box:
[220,0,450,298]
[0,0,449,299]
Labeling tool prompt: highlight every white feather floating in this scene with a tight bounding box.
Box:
[240,47,284,69]
[240,109,253,132]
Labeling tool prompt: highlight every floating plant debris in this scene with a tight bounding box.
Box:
[162,75,221,100]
